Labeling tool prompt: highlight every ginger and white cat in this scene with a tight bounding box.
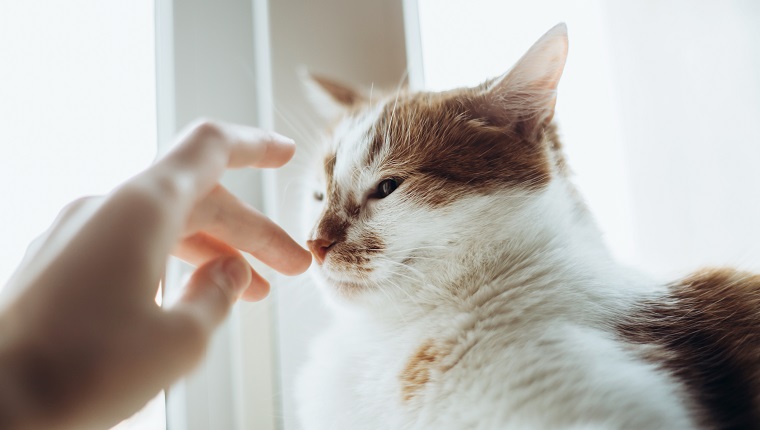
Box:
[295,23,760,430]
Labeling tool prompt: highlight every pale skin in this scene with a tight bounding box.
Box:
[0,120,312,430]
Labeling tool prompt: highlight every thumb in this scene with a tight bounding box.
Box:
[162,256,252,359]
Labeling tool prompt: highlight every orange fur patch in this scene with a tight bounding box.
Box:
[618,268,760,428]
[400,340,443,402]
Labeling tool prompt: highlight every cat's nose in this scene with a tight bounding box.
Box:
[307,238,335,264]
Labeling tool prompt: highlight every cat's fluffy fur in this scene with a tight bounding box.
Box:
[295,23,760,430]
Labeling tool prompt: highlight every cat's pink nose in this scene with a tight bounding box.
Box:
[307,238,335,264]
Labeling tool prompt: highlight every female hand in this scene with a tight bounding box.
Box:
[0,120,311,430]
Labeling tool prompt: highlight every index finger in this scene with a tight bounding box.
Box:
[154,120,296,208]
[96,121,298,286]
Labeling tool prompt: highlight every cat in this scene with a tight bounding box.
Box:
[294,23,760,430]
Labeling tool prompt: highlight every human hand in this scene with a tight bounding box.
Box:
[0,120,311,429]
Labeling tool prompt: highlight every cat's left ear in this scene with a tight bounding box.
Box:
[484,23,568,127]
[300,70,366,119]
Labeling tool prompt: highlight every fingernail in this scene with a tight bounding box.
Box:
[218,257,251,292]
[271,132,295,145]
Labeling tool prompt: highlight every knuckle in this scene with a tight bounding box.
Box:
[149,172,185,203]
[210,276,237,307]
[190,119,224,141]
[179,119,229,163]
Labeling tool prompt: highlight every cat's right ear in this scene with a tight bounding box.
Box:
[300,69,365,119]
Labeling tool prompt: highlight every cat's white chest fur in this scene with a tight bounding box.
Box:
[295,315,412,430]
[296,277,697,430]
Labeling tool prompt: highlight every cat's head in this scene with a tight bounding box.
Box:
[303,24,576,308]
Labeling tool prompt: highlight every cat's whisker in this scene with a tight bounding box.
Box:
[282,176,321,197]
[369,277,410,323]
[375,256,427,284]
[386,255,440,262]
[381,264,422,284]
[274,104,320,143]
[388,264,426,284]
[382,246,448,256]
[380,276,417,313]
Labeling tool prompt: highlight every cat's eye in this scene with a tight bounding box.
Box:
[314,191,324,202]
[371,178,400,199]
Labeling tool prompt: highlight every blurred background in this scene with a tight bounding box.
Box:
[1,1,758,429]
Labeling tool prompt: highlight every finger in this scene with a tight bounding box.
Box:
[173,231,241,264]
[240,268,270,302]
[172,120,297,169]
[152,120,296,206]
[187,185,312,276]
[173,232,270,298]
[83,121,297,287]
[163,256,251,347]
[145,256,253,380]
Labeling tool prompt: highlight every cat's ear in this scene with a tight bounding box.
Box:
[483,23,568,127]
[300,69,365,119]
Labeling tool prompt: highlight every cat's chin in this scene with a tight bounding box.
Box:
[312,268,375,299]
[312,261,421,306]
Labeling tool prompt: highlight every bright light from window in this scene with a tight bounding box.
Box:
[0,1,157,285]
[0,1,163,429]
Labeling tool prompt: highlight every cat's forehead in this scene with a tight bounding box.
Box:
[320,87,554,207]
[326,101,388,186]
